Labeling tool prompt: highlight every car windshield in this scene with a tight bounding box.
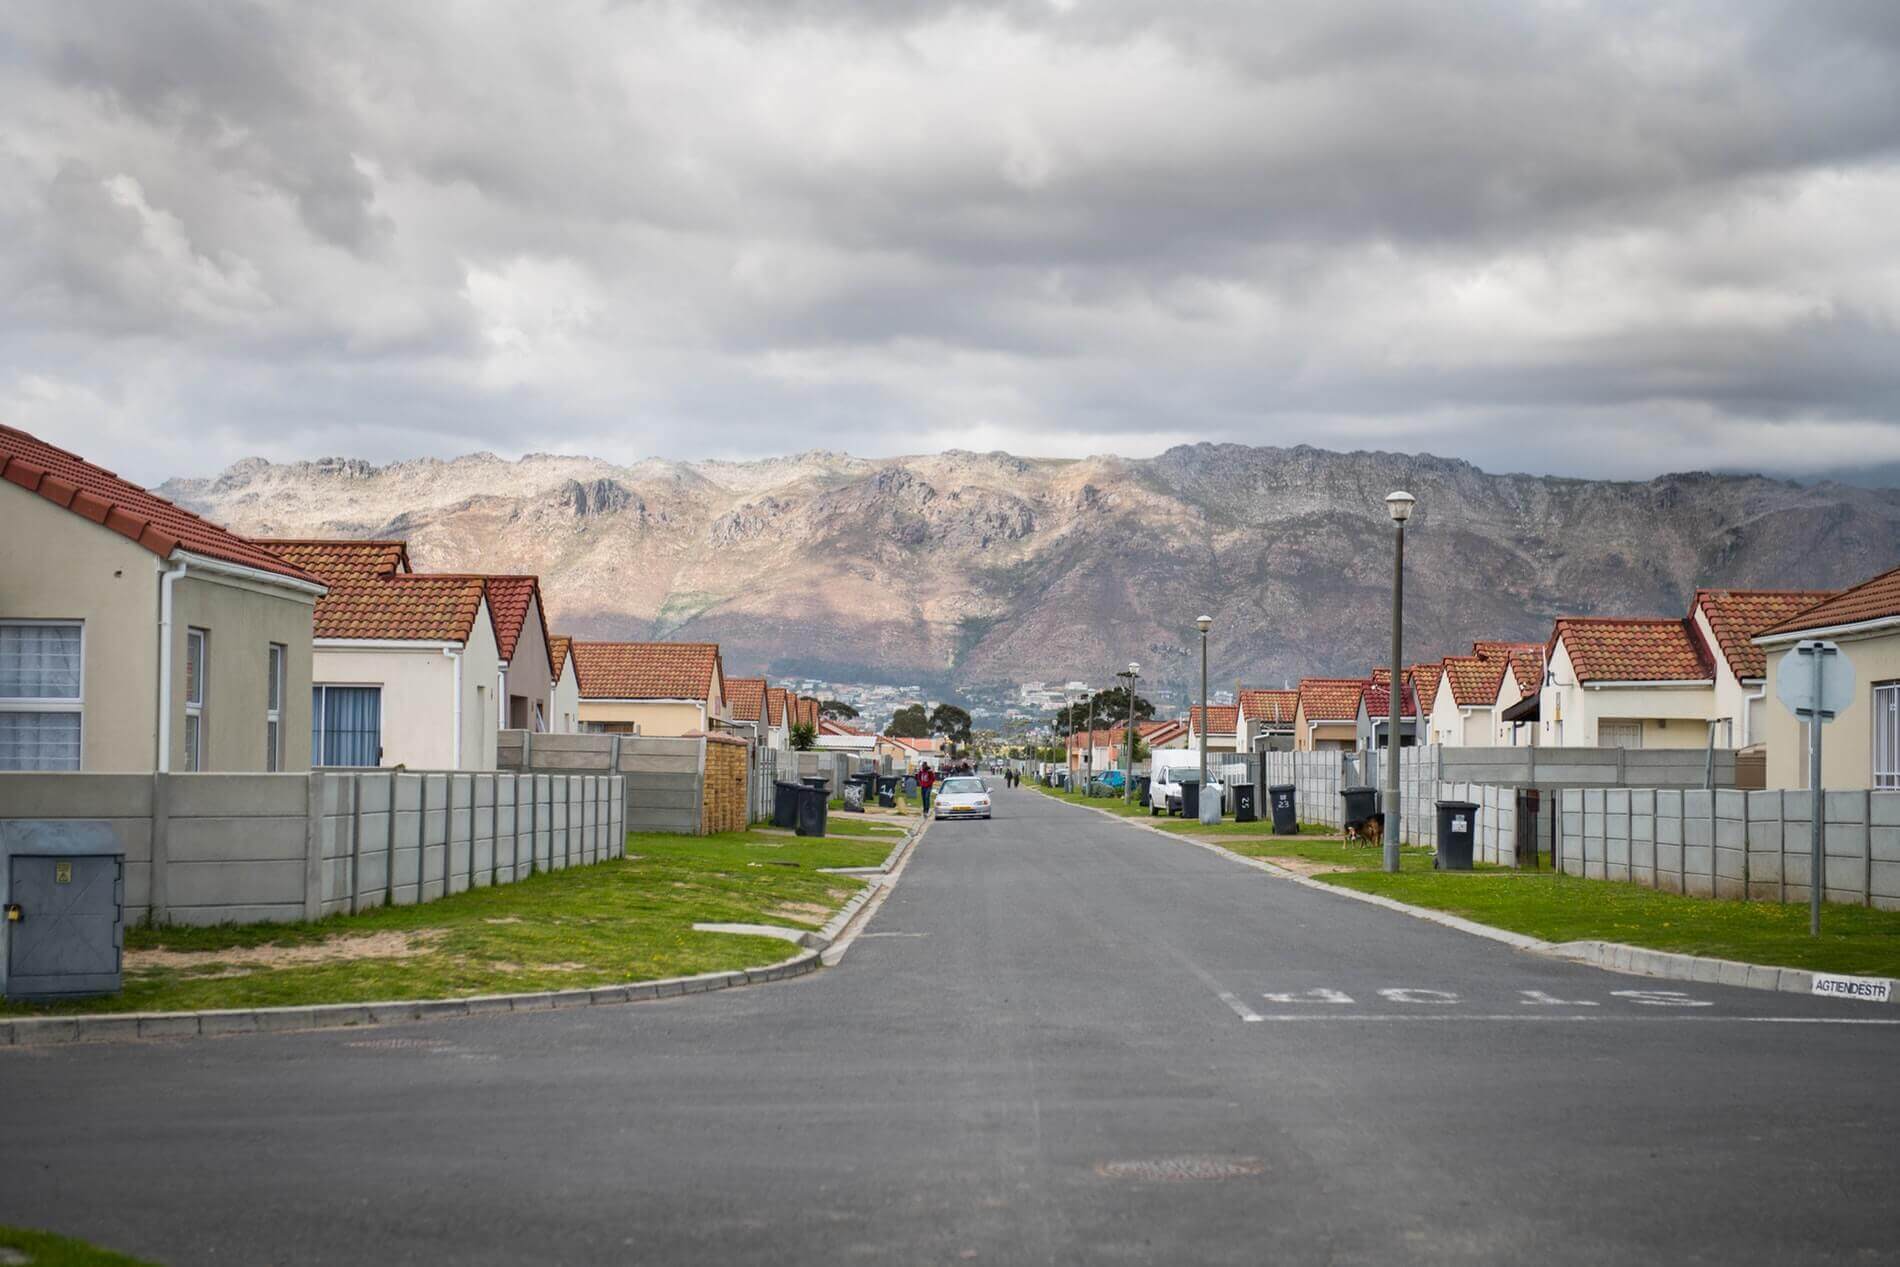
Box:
[942,778,985,793]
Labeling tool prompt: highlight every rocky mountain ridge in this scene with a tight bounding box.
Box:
[158,444,1900,692]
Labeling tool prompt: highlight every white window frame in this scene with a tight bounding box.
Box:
[1599,720,1643,750]
[185,627,208,772]
[0,619,85,771]
[266,642,286,773]
[1875,681,1899,791]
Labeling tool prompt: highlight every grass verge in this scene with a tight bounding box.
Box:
[1,830,891,1017]
[1325,869,1900,979]
[0,1227,156,1266]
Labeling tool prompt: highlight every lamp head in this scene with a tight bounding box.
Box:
[1385,490,1416,522]
[1196,614,1213,635]
[1128,661,1140,676]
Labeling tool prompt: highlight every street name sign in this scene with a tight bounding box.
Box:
[1810,973,1893,1004]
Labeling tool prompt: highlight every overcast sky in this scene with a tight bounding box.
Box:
[4,2,1900,485]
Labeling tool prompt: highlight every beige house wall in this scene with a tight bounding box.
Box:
[499,595,554,732]
[550,655,580,733]
[1762,628,1900,790]
[1539,639,1716,748]
[1,483,317,772]
[1293,701,1357,751]
[578,698,706,736]
[1691,604,1754,748]
[312,599,499,770]
[1,483,160,771]
[168,569,317,772]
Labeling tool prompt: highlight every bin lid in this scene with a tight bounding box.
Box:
[1340,785,1377,795]
[1435,800,1480,811]
[1268,783,1295,793]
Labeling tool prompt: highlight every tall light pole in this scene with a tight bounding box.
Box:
[1119,662,1140,804]
[1196,614,1213,796]
[1384,490,1415,873]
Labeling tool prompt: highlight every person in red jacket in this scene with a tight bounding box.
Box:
[917,763,936,812]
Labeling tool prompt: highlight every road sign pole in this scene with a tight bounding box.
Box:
[1810,648,1825,937]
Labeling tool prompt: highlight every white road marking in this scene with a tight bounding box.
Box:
[1217,991,1265,1023]
[1611,989,1713,1007]
[1377,988,1460,1005]
[857,931,928,939]
[1262,988,1355,1004]
[1520,990,1600,1006]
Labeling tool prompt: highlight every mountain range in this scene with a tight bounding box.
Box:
[159,444,1900,694]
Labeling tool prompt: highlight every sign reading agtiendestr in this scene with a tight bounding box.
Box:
[1810,973,1892,1003]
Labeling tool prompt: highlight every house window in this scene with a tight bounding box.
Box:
[1599,720,1643,750]
[265,643,286,772]
[0,621,83,771]
[1876,682,1899,791]
[312,684,382,767]
[184,628,208,771]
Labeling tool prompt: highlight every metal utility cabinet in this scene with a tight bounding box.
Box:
[1,820,126,1001]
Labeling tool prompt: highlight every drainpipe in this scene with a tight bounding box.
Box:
[444,648,464,769]
[156,558,188,772]
[498,663,508,730]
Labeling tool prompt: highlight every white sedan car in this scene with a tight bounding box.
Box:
[933,776,992,821]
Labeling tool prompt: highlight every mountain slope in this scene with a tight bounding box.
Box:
[159,444,1900,691]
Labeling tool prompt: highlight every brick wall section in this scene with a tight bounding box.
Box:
[697,732,749,835]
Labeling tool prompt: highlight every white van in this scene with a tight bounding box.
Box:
[1147,749,1224,817]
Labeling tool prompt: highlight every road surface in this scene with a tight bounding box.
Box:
[4,786,1896,1264]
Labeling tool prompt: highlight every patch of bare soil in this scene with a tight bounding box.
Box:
[128,929,445,974]
[1262,856,1353,877]
[764,901,833,923]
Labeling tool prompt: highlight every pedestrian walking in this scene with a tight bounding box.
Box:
[917,762,936,812]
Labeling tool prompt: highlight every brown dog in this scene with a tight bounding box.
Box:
[1347,813,1385,848]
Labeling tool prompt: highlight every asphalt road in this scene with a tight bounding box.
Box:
[5,787,1898,1265]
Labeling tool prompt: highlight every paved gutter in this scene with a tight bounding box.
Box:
[1049,793,1899,1005]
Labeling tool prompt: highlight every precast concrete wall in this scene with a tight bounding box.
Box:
[500,730,705,834]
[0,769,623,927]
[1557,786,1900,910]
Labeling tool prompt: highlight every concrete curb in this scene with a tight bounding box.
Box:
[0,946,824,1048]
[814,816,928,951]
[1048,794,1900,1004]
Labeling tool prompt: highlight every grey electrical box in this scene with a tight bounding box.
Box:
[1,820,126,1001]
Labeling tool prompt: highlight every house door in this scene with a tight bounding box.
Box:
[1598,721,1643,749]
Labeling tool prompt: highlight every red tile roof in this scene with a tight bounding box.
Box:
[1298,678,1367,722]
[1238,688,1298,725]
[726,677,767,723]
[1473,640,1541,660]
[481,576,547,667]
[1140,719,1188,746]
[1408,664,1444,711]
[1550,617,1713,683]
[1067,728,1127,751]
[1188,704,1239,734]
[310,574,488,642]
[1759,564,1900,638]
[548,635,574,683]
[818,717,869,736]
[882,734,944,753]
[3,424,321,585]
[794,696,821,729]
[1362,675,1421,719]
[572,641,721,701]
[1504,650,1544,696]
[764,687,790,727]
[1694,588,1840,676]
[1441,655,1506,707]
[260,539,411,579]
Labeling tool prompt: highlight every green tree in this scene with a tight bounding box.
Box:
[789,721,817,751]
[887,704,931,738]
[928,703,973,746]
[1054,687,1152,736]
[820,699,859,720]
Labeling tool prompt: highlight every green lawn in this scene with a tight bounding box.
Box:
[1150,818,1337,839]
[1326,869,1900,979]
[0,1226,157,1266]
[817,816,911,838]
[1,830,891,1017]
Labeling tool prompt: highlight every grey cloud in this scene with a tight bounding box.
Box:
[1,0,1898,484]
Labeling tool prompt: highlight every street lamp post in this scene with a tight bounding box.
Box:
[1119,662,1140,805]
[1196,615,1213,810]
[1384,490,1415,873]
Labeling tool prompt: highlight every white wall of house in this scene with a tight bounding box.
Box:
[1760,627,1900,790]
[1538,638,1716,749]
[1690,604,1754,749]
[1428,675,1494,747]
[1491,671,1535,746]
[550,653,579,733]
[312,599,500,770]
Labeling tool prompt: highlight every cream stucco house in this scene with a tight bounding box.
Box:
[1689,588,1836,752]
[573,641,728,736]
[1185,704,1240,754]
[1754,565,1900,790]
[548,635,580,734]
[1294,679,1364,751]
[1237,689,1297,752]
[485,576,555,733]
[2,425,326,773]
[261,540,500,770]
[1537,617,1716,749]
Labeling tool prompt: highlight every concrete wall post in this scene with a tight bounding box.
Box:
[149,771,172,926]
[303,770,325,921]
[385,771,398,908]
[348,772,364,915]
